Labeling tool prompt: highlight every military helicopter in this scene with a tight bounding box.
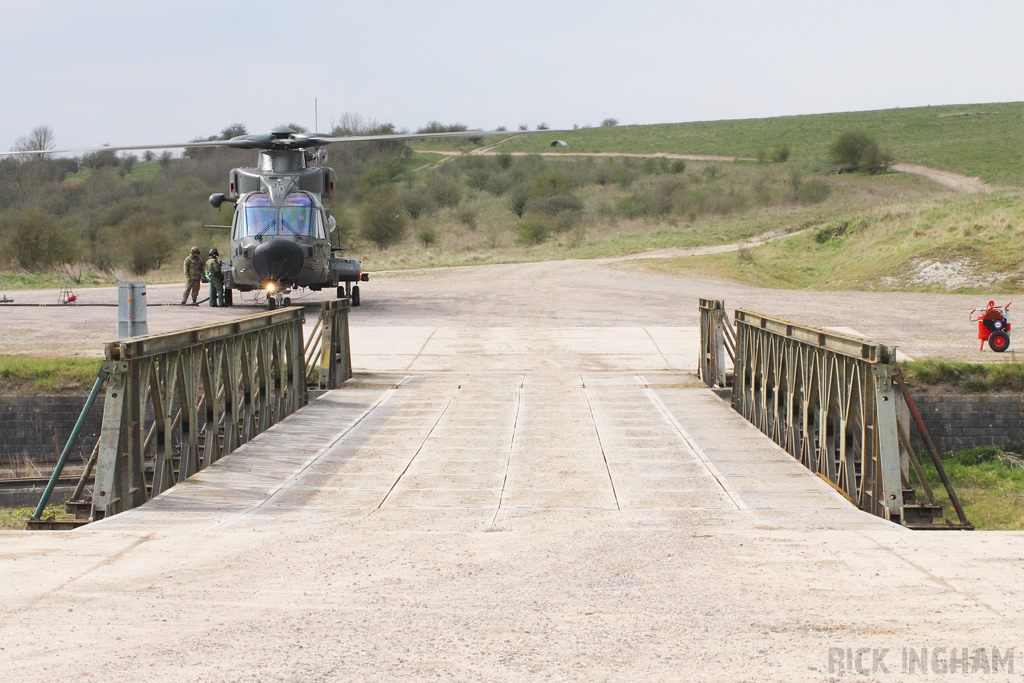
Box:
[3,125,550,308]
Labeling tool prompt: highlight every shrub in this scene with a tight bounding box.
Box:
[508,186,529,217]
[402,186,433,219]
[360,190,407,248]
[496,152,513,170]
[614,195,648,219]
[428,174,462,208]
[601,118,619,127]
[456,205,478,230]
[529,171,573,198]
[417,225,437,247]
[526,193,583,216]
[614,165,638,189]
[771,143,791,163]
[515,217,550,245]
[797,178,832,204]
[466,168,492,192]
[126,221,173,274]
[359,156,405,189]
[1,208,79,269]
[829,131,890,172]
[670,159,687,174]
[861,144,895,175]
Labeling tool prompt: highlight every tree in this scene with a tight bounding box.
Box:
[416,121,468,134]
[11,125,56,159]
[601,118,619,127]
[829,131,874,171]
[360,189,407,248]
[219,123,248,140]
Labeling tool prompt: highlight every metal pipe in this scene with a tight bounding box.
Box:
[70,440,100,502]
[31,367,109,521]
[894,370,971,527]
[896,417,936,505]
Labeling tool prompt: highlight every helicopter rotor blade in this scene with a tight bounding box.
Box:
[306,129,535,146]
[1,127,566,158]
[0,138,242,158]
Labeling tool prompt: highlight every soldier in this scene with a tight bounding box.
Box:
[207,248,225,307]
[181,247,203,305]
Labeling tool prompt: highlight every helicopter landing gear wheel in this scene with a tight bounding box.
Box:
[351,285,360,307]
[283,297,291,306]
[267,297,277,311]
[989,330,1010,352]
[224,288,233,307]
[337,285,345,299]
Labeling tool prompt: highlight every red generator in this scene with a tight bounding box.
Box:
[971,301,1012,352]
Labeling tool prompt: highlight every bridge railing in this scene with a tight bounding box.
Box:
[700,304,906,521]
[75,300,352,523]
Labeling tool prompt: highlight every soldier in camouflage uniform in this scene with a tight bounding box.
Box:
[206,248,225,307]
[181,247,203,304]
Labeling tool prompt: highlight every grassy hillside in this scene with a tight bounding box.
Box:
[640,190,1024,295]
[423,102,1024,185]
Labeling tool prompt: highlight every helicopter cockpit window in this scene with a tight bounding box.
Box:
[236,193,320,238]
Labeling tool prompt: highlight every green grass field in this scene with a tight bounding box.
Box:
[0,355,102,393]
[911,445,1024,530]
[431,102,1024,185]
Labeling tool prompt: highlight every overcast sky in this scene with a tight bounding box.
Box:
[3,0,1022,151]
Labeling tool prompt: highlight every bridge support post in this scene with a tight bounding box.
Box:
[872,364,904,520]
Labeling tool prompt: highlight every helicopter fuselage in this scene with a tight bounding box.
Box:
[211,148,364,303]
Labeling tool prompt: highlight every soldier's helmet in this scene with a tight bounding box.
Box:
[209,248,219,256]
[190,247,200,254]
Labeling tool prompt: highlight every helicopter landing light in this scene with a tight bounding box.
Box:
[266,283,276,293]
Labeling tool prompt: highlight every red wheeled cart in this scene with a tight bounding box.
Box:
[970,301,1012,352]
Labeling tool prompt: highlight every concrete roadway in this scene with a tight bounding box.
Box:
[1,259,1022,681]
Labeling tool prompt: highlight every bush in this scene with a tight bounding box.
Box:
[797,178,832,204]
[456,205,478,230]
[507,186,529,217]
[515,218,550,245]
[360,190,407,248]
[829,131,890,172]
[428,174,462,208]
[417,225,437,247]
[526,193,583,216]
[125,221,173,274]
[861,144,894,175]
[402,186,433,219]
[529,171,573,199]
[770,143,791,163]
[601,118,619,127]
[0,208,79,269]
[496,152,513,170]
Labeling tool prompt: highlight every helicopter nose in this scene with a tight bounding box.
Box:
[252,239,304,283]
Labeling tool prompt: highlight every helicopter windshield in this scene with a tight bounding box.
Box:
[236,193,322,238]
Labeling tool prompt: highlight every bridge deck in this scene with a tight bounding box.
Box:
[2,325,1022,682]
[90,371,862,535]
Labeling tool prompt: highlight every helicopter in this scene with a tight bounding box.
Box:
[3,125,555,308]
